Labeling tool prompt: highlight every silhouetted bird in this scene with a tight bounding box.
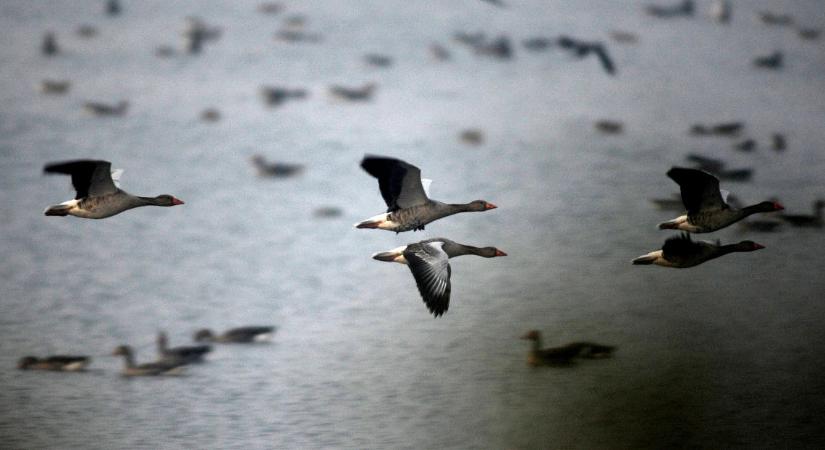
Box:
[42,32,58,56]
[753,51,782,69]
[633,233,765,268]
[645,0,694,18]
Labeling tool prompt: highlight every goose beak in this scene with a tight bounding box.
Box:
[495,249,507,257]
[172,198,185,206]
[753,243,766,250]
[773,202,784,211]
[485,203,497,210]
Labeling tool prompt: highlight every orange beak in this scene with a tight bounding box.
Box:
[172,198,185,206]
[485,203,498,210]
[495,249,507,257]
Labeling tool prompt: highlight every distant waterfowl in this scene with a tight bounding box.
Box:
[17,355,90,371]
[522,37,553,52]
[429,43,451,61]
[372,238,506,317]
[738,219,783,232]
[520,331,615,366]
[313,206,343,218]
[112,345,186,376]
[274,29,322,43]
[479,0,506,7]
[357,155,497,232]
[105,0,121,16]
[453,31,486,49]
[645,0,694,18]
[557,36,616,75]
[609,30,639,44]
[780,200,824,228]
[753,51,782,69]
[772,133,786,152]
[194,327,276,343]
[260,86,307,107]
[709,0,731,23]
[250,154,303,178]
[329,83,376,101]
[757,11,794,27]
[83,100,129,116]
[200,108,221,122]
[39,79,70,95]
[43,159,184,219]
[733,138,756,152]
[798,28,821,41]
[649,194,685,212]
[595,120,623,134]
[475,36,512,59]
[76,24,98,38]
[658,167,783,233]
[686,153,724,173]
[364,54,393,68]
[632,233,764,268]
[157,332,211,364]
[42,32,58,56]
[183,17,222,54]
[690,122,743,137]
[459,129,484,145]
[282,14,307,28]
[155,45,176,58]
[257,2,284,15]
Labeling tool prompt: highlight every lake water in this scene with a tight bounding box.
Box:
[1,0,825,448]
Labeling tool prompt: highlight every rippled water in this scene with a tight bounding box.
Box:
[1,0,825,448]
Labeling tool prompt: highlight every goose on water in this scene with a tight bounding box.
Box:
[43,159,183,219]
[17,355,90,371]
[658,167,782,233]
[780,200,824,227]
[520,330,615,366]
[632,233,764,268]
[194,326,275,343]
[157,332,211,364]
[356,155,497,232]
[112,345,186,376]
[372,238,506,317]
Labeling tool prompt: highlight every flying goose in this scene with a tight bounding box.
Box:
[372,238,506,317]
[632,233,764,268]
[356,155,497,232]
[658,167,782,232]
[194,326,276,343]
[43,159,184,219]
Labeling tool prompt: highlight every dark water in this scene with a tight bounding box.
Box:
[1,0,825,448]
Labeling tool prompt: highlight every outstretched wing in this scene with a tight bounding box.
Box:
[44,159,117,199]
[361,156,429,211]
[592,44,616,75]
[667,167,727,214]
[403,241,452,317]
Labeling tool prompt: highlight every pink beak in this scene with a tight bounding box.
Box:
[485,203,498,210]
[495,249,507,257]
[172,198,185,205]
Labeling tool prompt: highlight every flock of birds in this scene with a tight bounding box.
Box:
[17,0,824,376]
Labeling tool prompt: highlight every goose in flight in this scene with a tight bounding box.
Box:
[632,233,764,268]
[356,155,497,232]
[43,159,183,219]
[372,238,506,317]
[658,167,782,232]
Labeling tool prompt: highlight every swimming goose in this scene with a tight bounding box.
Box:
[83,100,129,116]
[17,355,90,371]
[645,0,694,18]
[194,326,276,343]
[372,238,506,317]
[780,200,824,227]
[39,80,71,95]
[250,155,303,178]
[689,122,743,136]
[357,155,497,232]
[42,32,58,56]
[43,159,184,219]
[328,83,376,101]
[520,331,614,366]
[632,233,764,268]
[753,51,782,69]
[112,345,186,376]
[157,332,212,364]
[658,167,782,233]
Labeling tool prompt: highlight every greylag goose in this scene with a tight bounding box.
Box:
[259,86,307,107]
[250,155,303,177]
[632,233,764,268]
[194,326,275,343]
[780,200,824,227]
[329,83,376,101]
[757,11,794,26]
[459,129,484,145]
[689,122,743,136]
[39,80,70,94]
[753,51,782,69]
[372,238,506,317]
[798,28,821,40]
[43,159,184,219]
[157,332,211,364]
[357,155,497,232]
[42,32,58,56]
[733,139,756,152]
[83,100,129,116]
[112,345,186,376]
[364,54,393,68]
[520,331,614,366]
[17,355,90,371]
[658,167,782,232]
[645,0,694,18]
[106,0,121,16]
[595,120,623,134]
